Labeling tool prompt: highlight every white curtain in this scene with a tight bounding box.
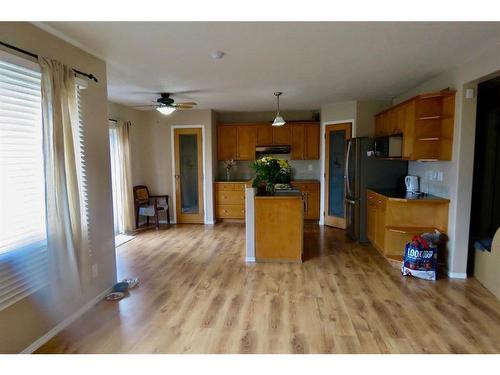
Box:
[39,57,89,295]
[110,120,135,233]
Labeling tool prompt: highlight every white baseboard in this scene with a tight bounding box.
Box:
[245,256,256,263]
[447,271,467,279]
[21,287,112,354]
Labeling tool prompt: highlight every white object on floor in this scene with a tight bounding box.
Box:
[115,234,135,248]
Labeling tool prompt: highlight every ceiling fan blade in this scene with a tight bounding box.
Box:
[175,102,197,106]
[174,104,194,109]
[132,104,158,108]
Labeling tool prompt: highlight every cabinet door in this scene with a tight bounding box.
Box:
[306,191,320,220]
[374,200,386,251]
[395,105,405,134]
[256,124,273,145]
[367,201,376,243]
[375,114,382,137]
[237,125,256,160]
[290,123,305,160]
[217,125,237,160]
[402,100,416,159]
[304,122,320,160]
[272,126,291,145]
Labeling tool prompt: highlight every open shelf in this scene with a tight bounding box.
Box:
[417,137,441,141]
[416,115,451,121]
[386,226,437,234]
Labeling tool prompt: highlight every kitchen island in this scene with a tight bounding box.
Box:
[246,189,304,263]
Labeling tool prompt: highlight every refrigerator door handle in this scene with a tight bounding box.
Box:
[345,139,352,198]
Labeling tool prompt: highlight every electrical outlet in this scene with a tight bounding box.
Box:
[91,264,98,279]
[437,171,443,182]
[308,164,313,171]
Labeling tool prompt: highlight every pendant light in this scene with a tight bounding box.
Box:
[272,92,286,127]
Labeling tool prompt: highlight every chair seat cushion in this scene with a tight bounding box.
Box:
[139,204,167,217]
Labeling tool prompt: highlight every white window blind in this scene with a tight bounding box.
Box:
[0,51,47,310]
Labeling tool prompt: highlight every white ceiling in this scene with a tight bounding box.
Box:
[38,22,500,111]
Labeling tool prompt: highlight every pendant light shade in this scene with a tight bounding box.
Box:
[156,106,176,115]
[272,92,286,127]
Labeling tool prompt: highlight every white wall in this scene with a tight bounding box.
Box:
[356,100,392,137]
[392,46,500,278]
[0,23,115,353]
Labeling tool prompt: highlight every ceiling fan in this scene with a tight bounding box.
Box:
[134,93,197,115]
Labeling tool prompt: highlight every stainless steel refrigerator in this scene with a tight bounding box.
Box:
[345,137,408,242]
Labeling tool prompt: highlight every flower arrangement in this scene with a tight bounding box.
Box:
[250,156,291,194]
[223,159,236,181]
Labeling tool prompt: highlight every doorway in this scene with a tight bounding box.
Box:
[324,123,352,228]
[173,127,205,223]
[468,77,500,272]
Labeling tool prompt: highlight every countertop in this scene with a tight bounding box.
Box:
[215,180,250,183]
[255,191,303,198]
[368,188,450,203]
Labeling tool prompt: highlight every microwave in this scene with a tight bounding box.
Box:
[374,134,403,158]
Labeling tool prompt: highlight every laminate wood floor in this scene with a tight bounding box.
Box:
[36,223,500,354]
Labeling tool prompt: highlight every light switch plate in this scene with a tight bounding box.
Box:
[308,164,313,171]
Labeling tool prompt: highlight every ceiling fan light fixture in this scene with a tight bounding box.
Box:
[272,92,286,127]
[156,106,176,115]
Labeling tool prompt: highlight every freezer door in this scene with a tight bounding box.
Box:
[345,197,359,240]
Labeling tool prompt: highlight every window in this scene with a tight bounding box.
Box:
[109,120,124,235]
[0,51,47,310]
[0,51,89,311]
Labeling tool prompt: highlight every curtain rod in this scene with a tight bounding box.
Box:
[0,41,99,83]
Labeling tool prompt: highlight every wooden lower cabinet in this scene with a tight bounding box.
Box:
[366,189,450,262]
[215,182,247,220]
[291,181,320,220]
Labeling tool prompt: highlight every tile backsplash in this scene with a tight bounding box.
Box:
[217,158,321,181]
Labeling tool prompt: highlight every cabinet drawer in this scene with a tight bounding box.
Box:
[233,183,248,191]
[216,205,245,219]
[215,183,235,191]
[375,195,386,210]
[216,190,245,205]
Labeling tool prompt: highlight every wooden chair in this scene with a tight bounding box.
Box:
[133,185,170,229]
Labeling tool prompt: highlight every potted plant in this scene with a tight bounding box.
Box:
[250,157,291,195]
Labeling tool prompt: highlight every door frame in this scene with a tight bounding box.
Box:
[320,119,356,226]
[170,125,207,224]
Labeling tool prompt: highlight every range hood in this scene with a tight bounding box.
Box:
[255,145,291,156]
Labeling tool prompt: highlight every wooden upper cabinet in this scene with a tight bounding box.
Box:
[304,122,320,160]
[256,124,273,145]
[236,125,257,160]
[374,90,456,161]
[290,124,305,160]
[272,126,291,145]
[217,121,320,161]
[217,125,237,160]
